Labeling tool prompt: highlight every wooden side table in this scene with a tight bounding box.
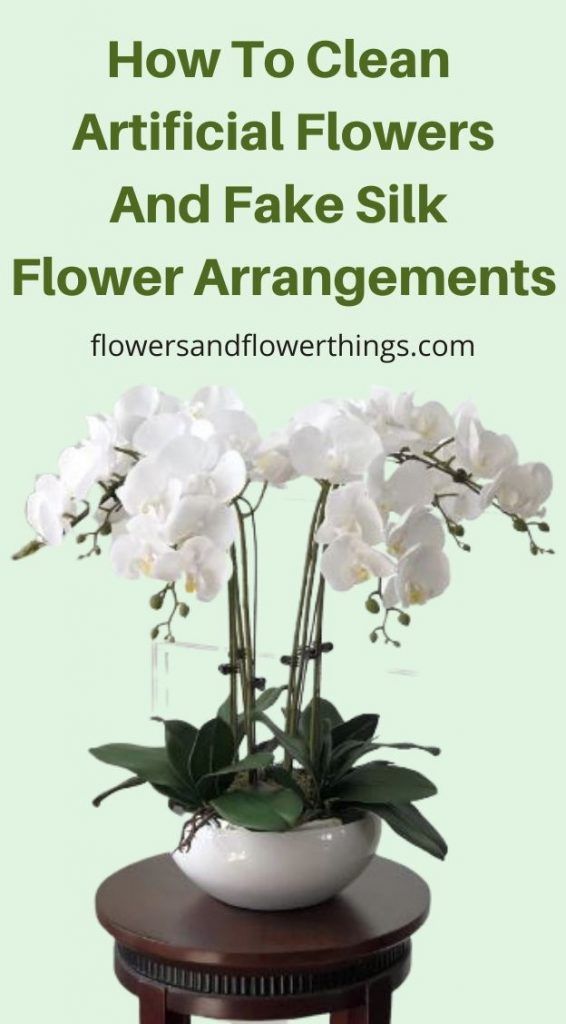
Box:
[96,854,430,1024]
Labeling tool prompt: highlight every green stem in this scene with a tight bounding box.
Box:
[309,575,326,759]
[227,569,238,737]
[284,483,330,762]
[234,504,257,754]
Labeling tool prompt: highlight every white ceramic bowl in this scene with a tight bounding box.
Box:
[172,813,381,910]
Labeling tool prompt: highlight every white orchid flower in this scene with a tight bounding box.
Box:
[289,415,382,484]
[58,441,112,501]
[321,534,396,591]
[189,385,244,420]
[26,474,76,546]
[201,450,247,502]
[113,385,181,445]
[291,399,350,429]
[166,495,238,550]
[132,412,189,456]
[118,435,217,516]
[455,415,517,480]
[317,482,384,546]
[482,462,553,519]
[366,453,386,504]
[395,544,450,607]
[387,508,445,558]
[152,536,232,600]
[410,401,455,448]
[380,461,441,515]
[110,512,171,579]
[359,388,420,453]
[188,389,260,466]
[438,487,483,522]
[117,456,181,518]
[252,424,304,486]
[204,410,261,470]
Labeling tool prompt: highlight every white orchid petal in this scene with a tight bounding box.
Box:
[211,451,247,502]
[387,508,445,557]
[321,535,395,592]
[396,545,450,607]
[133,413,186,456]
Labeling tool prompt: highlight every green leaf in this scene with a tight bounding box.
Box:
[373,742,441,756]
[155,718,198,783]
[330,738,379,775]
[257,713,312,770]
[190,717,235,785]
[255,685,288,714]
[211,786,303,832]
[331,714,378,748]
[92,775,147,808]
[376,803,448,860]
[317,718,334,781]
[329,738,440,789]
[218,686,288,747]
[152,782,200,811]
[299,698,343,740]
[329,761,437,804]
[89,744,180,788]
[202,751,274,778]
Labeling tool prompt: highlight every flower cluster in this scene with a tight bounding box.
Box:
[18,385,553,642]
[256,390,553,619]
[24,385,261,603]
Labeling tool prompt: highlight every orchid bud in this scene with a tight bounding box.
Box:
[365,597,380,614]
[149,593,164,610]
[150,626,160,640]
[178,603,190,618]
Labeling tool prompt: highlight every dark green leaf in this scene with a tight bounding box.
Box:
[376,803,448,860]
[155,719,198,783]
[328,761,437,804]
[203,751,274,778]
[92,775,146,808]
[255,685,288,714]
[257,713,312,770]
[373,742,441,756]
[218,686,288,748]
[318,718,333,781]
[331,714,378,748]
[189,718,236,784]
[330,739,380,776]
[152,782,199,811]
[299,698,343,740]
[211,786,303,831]
[329,739,440,789]
[216,693,235,728]
[89,744,180,788]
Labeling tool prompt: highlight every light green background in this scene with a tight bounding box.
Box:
[2,2,564,1022]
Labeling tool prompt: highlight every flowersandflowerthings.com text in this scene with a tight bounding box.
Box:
[89,332,475,363]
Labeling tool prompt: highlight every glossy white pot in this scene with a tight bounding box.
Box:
[172,813,381,910]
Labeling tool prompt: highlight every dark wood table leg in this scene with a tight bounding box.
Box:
[331,982,392,1024]
[137,977,189,1023]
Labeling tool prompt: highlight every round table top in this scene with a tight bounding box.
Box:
[96,854,430,970]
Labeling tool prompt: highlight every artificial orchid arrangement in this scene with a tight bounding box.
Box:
[14,385,554,860]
